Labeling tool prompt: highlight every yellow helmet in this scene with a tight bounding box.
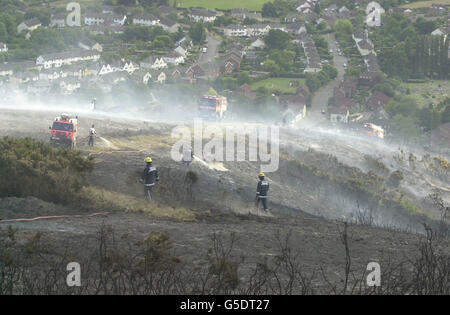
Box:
[258,172,265,177]
[145,157,152,163]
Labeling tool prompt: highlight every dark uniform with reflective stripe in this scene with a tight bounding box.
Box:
[141,164,159,201]
[256,179,269,211]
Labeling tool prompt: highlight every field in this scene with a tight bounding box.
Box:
[251,77,306,94]
[400,0,450,9]
[407,80,450,108]
[170,0,269,11]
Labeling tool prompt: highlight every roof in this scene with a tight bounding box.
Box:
[22,18,41,27]
[160,17,177,27]
[38,49,100,61]
[133,14,159,21]
[189,9,216,17]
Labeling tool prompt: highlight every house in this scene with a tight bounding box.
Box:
[131,69,152,85]
[84,13,107,26]
[50,12,66,28]
[431,28,449,40]
[186,61,226,79]
[0,42,8,53]
[27,80,52,95]
[132,14,160,26]
[176,36,193,50]
[338,6,351,19]
[353,29,366,43]
[237,83,256,99]
[149,70,167,84]
[247,24,272,36]
[359,71,382,87]
[187,9,217,23]
[285,22,307,35]
[36,50,101,69]
[57,77,81,95]
[224,24,248,37]
[11,71,40,84]
[39,68,67,81]
[249,38,266,50]
[329,107,350,123]
[340,76,359,98]
[122,60,139,74]
[17,18,41,34]
[98,63,114,76]
[162,52,185,66]
[174,46,188,58]
[285,13,302,23]
[296,1,312,13]
[230,8,250,20]
[363,52,380,73]
[278,94,308,111]
[166,66,187,81]
[159,17,180,33]
[140,56,167,70]
[78,38,103,52]
[357,39,374,56]
[368,91,391,110]
[366,2,385,27]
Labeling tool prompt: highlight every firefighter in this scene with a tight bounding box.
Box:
[140,157,159,202]
[255,172,269,212]
[88,124,96,147]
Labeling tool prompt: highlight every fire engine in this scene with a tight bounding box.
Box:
[198,95,227,120]
[362,123,385,139]
[49,114,78,148]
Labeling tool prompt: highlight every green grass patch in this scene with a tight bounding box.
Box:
[250,78,306,94]
[400,0,450,9]
[170,0,269,11]
[406,80,450,108]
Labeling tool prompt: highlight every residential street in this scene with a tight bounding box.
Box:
[198,33,220,63]
[309,33,348,121]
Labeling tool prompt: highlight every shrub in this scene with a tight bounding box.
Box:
[0,137,94,205]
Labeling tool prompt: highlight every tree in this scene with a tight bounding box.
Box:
[207,87,218,96]
[262,59,280,76]
[269,50,295,71]
[391,114,421,143]
[0,22,7,42]
[414,18,436,35]
[334,20,354,37]
[264,29,291,50]
[189,22,205,45]
[262,2,278,17]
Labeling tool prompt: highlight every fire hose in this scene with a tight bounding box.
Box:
[0,212,109,223]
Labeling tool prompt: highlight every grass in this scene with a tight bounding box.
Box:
[84,186,196,221]
[406,80,450,108]
[250,78,306,94]
[400,0,450,9]
[170,0,270,11]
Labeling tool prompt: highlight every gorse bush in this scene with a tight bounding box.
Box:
[0,137,94,205]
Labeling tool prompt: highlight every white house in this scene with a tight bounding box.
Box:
[84,13,107,26]
[36,50,101,69]
[162,52,185,66]
[98,63,114,76]
[0,42,8,53]
[132,14,160,26]
[78,38,103,52]
[140,56,167,70]
[187,9,216,23]
[224,24,248,37]
[50,13,66,28]
[159,18,180,33]
[174,46,187,58]
[122,61,139,74]
[366,2,385,27]
[17,18,41,34]
[249,38,266,50]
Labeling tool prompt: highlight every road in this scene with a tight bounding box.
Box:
[198,33,220,64]
[308,33,348,120]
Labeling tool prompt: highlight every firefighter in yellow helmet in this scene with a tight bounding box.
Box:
[255,172,269,212]
[140,157,159,202]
